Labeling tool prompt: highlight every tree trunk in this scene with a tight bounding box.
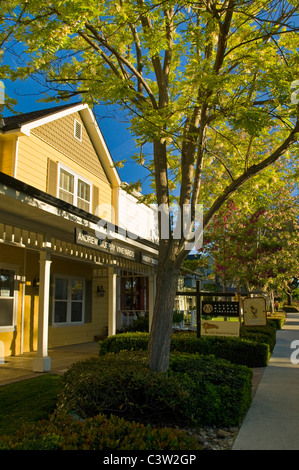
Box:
[269,290,275,314]
[147,259,180,372]
[287,292,292,306]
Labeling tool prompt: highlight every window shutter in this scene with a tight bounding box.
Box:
[92,185,99,215]
[84,280,92,323]
[47,159,58,197]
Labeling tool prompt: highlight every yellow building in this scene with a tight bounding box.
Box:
[0,103,158,371]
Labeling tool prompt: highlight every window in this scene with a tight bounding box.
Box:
[0,268,15,329]
[53,276,85,326]
[74,119,82,141]
[58,165,92,212]
[121,276,148,311]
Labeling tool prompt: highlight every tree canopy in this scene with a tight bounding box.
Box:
[0,0,298,371]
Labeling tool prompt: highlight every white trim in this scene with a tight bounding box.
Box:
[20,103,88,134]
[52,274,85,327]
[2,103,121,188]
[0,181,159,256]
[79,107,121,187]
[13,136,19,179]
[57,163,93,213]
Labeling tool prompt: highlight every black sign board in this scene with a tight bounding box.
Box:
[140,253,158,266]
[202,301,240,317]
[75,228,138,262]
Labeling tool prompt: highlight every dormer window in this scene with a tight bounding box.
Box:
[74,119,82,142]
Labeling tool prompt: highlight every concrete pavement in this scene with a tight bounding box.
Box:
[233,311,299,450]
[0,342,100,387]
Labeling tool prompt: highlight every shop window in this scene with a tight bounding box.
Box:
[0,268,15,329]
[53,276,84,325]
[121,276,148,311]
[58,165,91,212]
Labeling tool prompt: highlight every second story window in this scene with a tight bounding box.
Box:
[58,165,91,212]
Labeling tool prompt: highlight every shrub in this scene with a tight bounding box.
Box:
[99,332,149,356]
[121,315,149,332]
[172,311,185,324]
[283,305,299,312]
[240,324,276,352]
[55,351,252,428]
[0,413,200,450]
[267,315,285,329]
[169,354,252,427]
[55,353,190,427]
[99,331,270,368]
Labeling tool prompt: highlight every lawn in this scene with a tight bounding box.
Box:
[0,375,62,436]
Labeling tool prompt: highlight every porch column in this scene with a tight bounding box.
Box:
[33,251,52,372]
[148,272,156,332]
[108,267,117,336]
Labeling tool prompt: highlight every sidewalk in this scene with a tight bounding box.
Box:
[232,311,299,450]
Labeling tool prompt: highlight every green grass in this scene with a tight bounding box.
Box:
[0,375,62,436]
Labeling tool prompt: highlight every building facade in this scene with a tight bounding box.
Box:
[0,103,158,371]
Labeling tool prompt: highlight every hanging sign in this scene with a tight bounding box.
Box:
[243,297,267,326]
[202,301,240,317]
[201,320,240,337]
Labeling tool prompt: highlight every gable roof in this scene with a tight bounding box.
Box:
[0,102,79,132]
[0,102,121,187]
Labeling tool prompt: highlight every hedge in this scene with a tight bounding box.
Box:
[54,351,252,428]
[169,353,252,427]
[99,331,270,367]
[283,305,299,313]
[0,413,200,450]
[240,323,277,352]
[267,315,286,330]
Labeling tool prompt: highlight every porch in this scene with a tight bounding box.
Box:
[0,341,100,387]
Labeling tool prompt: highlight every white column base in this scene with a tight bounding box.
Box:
[33,356,51,372]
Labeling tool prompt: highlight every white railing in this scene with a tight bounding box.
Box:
[172,309,197,330]
[120,310,148,328]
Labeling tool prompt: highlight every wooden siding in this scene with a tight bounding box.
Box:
[48,259,108,348]
[0,139,15,177]
[16,133,113,220]
[33,111,109,183]
[0,245,109,355]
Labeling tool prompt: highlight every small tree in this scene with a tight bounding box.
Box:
[203,185,299,310]
[0,1,298,371]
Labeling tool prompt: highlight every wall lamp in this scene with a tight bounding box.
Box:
[97,285,106,297]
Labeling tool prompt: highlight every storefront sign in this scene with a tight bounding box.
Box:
[243,297,267,326]
[140,253,158,266]
[202,301,240,317]
[201,320,240,337]
[75,228,138,262]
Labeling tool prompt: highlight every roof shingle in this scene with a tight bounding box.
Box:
[0,102,81,131]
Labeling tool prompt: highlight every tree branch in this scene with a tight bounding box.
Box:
[203,119,299,229]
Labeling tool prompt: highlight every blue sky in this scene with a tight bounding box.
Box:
[3,76,153,193]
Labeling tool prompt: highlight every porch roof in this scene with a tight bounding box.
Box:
[0,171,158,269]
